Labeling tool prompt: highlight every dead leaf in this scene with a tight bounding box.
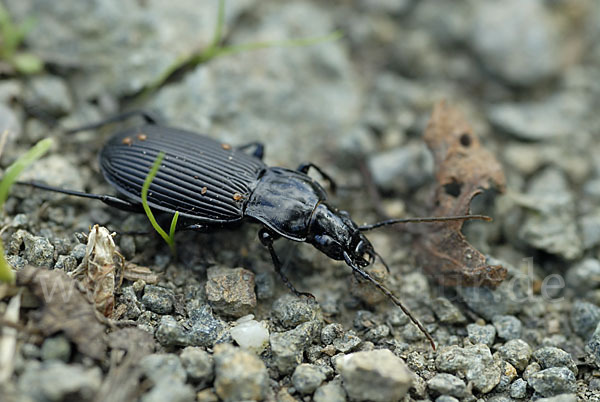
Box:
[73,225,117,317]
[95,328,155,402]
[416,101,507,287]
[16,266,108,360]
[122,262,159,284]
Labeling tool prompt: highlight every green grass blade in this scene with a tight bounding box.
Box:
[0,137,53,206]
[141,151,178,256]
[0,137,53,283]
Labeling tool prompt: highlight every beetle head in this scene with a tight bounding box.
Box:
[308,203,375,266]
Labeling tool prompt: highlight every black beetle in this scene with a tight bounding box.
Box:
[20,111,489,348]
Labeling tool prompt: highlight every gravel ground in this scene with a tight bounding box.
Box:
[1,1,600,401]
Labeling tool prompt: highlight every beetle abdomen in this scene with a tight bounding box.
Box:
[100,125,266,223]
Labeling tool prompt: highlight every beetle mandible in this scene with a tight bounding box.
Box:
[21,111,490,348]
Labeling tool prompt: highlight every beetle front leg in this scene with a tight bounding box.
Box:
[258,228,314,299]
[297,163,337,194]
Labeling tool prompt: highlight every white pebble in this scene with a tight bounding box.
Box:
[230,318,269,353]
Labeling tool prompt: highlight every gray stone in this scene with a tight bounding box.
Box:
[510,378,528,399]
[566,259,600,292]
[435,397,459,402]
[24,75,73,116]
[291,363,327,395]
[492,315,523,341]
[333,330,362,353]
[427,373,467,398]
[431,297,466,324]
[368,142,433,193]
[141,285,174,314]
[213,344,268,402]
[0,103,21,140]
[498,339,532,371]
[313,379,346,402]
[179,347,214,388]
[206,266,256,318]
[536,395,577,402]
[254,271,274,300]
[18,360,102,401]
[272,294,320,329]
[54,255,78,272]
[71,243,87,261]
[533,346,578,375]
[586,321,600,366]
[469,0,562,86]
[515,168,582,260]
[570,300,600,339]
[40,335,71,362]
[19,231,54,267]
[321,323,344,345]
[270,320,320,375]
[364,324,390,343]
[466,323,496,346]
[527,367,576,397]
[487,94,587,141]
[337,349,413,402]
[580,213,600,249]
[141,382,195,402]
[435,344,501,393]
[139,353,187,385]
[155,304,227,347]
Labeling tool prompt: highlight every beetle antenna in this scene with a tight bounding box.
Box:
[343,251,436,349]
[358,214,492,232]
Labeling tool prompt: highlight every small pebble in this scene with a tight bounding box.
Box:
[431,297,467,324]
[510,378,528,399]
[205,266,257,318]
[270,321,320,375]
[230,315,269,353]
[291,364,326,395]
[466,323,496,346]
[492,315,523,340]
[435,396,459,402]
[213,344,268,402]
[566,259,600,292]
[141,285,174,314]
[435,344,501,393]
[532,346,578,375]
[337,349,413,402]
[498,339,532,371]
[321,323,344,345]
[272,294,320,329]
[179,347,214,388]
[139,354,187,385]
[313,379,346,402]
[527,367,576,397]
[570,300,600,339]
[333,330,362,353]
[40,335,72,362]
[22,232,55,267]
[427,373,467,398]
[18,361,101,401]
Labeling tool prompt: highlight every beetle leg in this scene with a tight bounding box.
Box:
[297,163,337,194]
[237,142,265,160]
[65,110,161,134]
[258,228,314,299]
[16,181,144,212]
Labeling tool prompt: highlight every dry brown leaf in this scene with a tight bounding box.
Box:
[16,266,108,360]
[122,262,159,284]
[416,101,507,287]
[73,225,117,317]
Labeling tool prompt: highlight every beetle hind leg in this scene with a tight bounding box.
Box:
[258,228,314,299]
[237,142,265,160]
